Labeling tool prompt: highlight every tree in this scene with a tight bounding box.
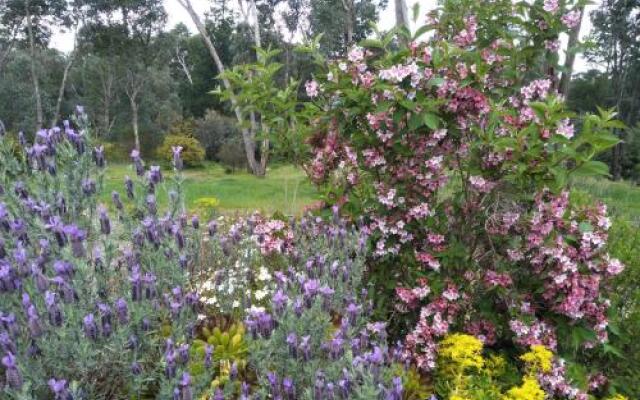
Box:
[177,0,269,176]
[79,0,167,151]
[307,0,386,55]
[587,0,640,180]
[1,0,69,130]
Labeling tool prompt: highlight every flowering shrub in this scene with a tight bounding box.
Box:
[287,0,627,396]
[0,111,205,398]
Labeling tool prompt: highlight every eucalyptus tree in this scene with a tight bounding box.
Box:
[1,0,69,130]
[77,0,168,150]
[587,0,640,179]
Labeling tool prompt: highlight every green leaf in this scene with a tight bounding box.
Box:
[408,113,424,130]
[571,160,610,177]
[423,113,440,130]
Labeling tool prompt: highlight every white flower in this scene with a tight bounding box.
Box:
[254,289,268,301]
[232,300,240,308]
[257,267,272,282]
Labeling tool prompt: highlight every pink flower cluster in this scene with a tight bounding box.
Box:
[543,0,559,14]
[561,10,582,29]
[514,191,624,343]
[398,281,461,370]
[252,216,294,255]
[453,16,478,47]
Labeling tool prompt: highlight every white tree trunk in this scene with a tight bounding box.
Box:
[395,0,409,30]
[176,0,264,175]
[25,0,44,130]
[51,54,75,127]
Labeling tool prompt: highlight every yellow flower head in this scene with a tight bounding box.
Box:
[503,376,545,400]
[606,395,629,400]
[439,333,485,370]
[520,345,553,374]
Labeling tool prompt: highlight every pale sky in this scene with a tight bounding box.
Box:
[50,0,602,73]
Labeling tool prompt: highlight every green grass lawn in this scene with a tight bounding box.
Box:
[101,162,320,216]
[573,177,640,222]
[101,161,640,221]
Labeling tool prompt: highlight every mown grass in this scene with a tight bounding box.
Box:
[101,162,320,216]
[100,161,640,221]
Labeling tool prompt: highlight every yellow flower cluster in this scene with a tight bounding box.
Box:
[502,377,545,400]
[439,333,485,370]
[606,395,629,400]
[520,345,553,373]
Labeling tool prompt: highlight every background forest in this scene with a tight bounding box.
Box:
[0,0,638,180]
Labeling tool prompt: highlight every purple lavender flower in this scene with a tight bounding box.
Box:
[81,178,96,196]
[93,145,106,168]
[230,361,238,380]
[179,372,193,400]
[314,371,325,400]
[385,376,403,400]
[178,343,189,364]
[0,332,17,354]
[165,349,177,378]
[27,305,43,337]
[111,191,124,210]
[63,225,86,258]
[267,371,279,396]
[148,165,163,185]
[207,220,217,236]
[143,272,157,299]
[125,176,134,199]
[146,194,157,216]
[272,290,288,314]
[131,149,145,176]
[213,388,224,400]
[131,361,142,375]
[48,378,70,399]
[173,225,185,250]
[2,352,22,389]
[45,291,63,326]
[172,146,183,170]
[83,313,98,340]
[204,345,213,368]
[283,377,295,400]
[299,335,311,361]
[98,205,111,235]
[130,268,142,301]
[191,215,199,229]
[286,332,297,357]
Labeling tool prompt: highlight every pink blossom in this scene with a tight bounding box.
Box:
[305,80,319,98]
[561,10,582,28]
[545,40,561,51]
[469,175,495,193]
[347,46,365,63]
[556,119,574,139]
[543,0,559,14]
[454,15,478,47]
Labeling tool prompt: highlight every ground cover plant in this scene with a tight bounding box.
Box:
[0,0,639,399]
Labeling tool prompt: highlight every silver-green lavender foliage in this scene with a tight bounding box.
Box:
[243,218,404,400]
[0,111,210,399]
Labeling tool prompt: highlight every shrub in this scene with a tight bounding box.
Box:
[194,110,240,160]
[156,135,205,167]
[282,0,626,397]
[216,137,247,172]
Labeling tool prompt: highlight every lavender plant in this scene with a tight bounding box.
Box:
[240,216,406,400]
[0,111,211,399]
